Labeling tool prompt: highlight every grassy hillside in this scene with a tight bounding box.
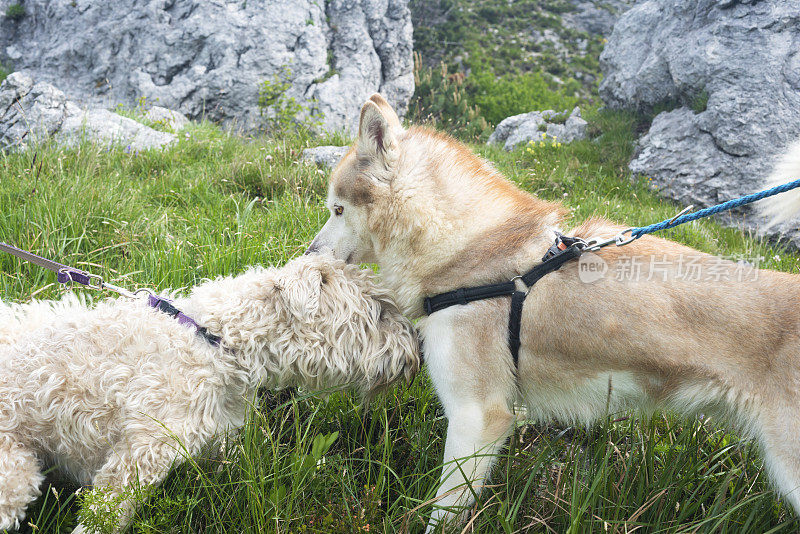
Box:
[2,1,799,531]
[408,0,614,139]
[1,109,798,532]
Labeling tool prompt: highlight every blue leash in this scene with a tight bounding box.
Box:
[584,177,800,251]
[628,177,800,239]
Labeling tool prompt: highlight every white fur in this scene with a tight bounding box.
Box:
[0,254,419,533]
[759,139,800,228]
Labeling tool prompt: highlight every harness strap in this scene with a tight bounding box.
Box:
[423,236,586,374]
[424,281,516,315]
[148,295,222,347]
[520,241,584,287]
[508,291,526,369]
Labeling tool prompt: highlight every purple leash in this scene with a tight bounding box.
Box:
[0,241,220,346]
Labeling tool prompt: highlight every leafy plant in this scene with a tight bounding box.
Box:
[0,63,10,85]
[692,88,710,113]
[5,2,25,20]
[470,69,579,126]
[408,53,489,140]
[257,66,323,136]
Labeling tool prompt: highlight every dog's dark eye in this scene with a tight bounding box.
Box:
[333,205,344,216]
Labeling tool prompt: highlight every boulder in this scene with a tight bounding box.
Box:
[0,72,176,151]
[302,146,350,170]
[600,0,800,245]
[488,107,588,151]
[145,106,190,132]
[0,0,414,134]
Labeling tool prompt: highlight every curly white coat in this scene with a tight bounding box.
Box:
[0,254,419,533]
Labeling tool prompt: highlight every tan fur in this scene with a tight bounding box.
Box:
[308,94,800,531]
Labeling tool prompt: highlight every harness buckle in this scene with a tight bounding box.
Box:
[584,229,637,251]
[57,268,74,292]
[510,275,528,293]
[85,273,104,290]
[615,228,637,247]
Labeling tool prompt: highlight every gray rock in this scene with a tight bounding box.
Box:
[628,107,743,205]
[58,108,176,152]
[0,0,413,134]
[600,0,800,245]
[145,106,190,132]
[302,146,350,170]
[563,0,634,36]
[0,72,176,151]
[488,107,588,151]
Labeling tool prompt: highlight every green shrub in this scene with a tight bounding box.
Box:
[409,51,581,141]
[691,89,709,113]
[408,54,489,141]
[5,3,25,20]
[470,69,579,126]
[257,66,323,136]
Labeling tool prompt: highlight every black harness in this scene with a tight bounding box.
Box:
[422,233,586,370]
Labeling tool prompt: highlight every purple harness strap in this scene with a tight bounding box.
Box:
[146,295,221,346]
[0,241,221,347]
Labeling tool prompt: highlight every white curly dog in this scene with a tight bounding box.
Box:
[0,254,420,533]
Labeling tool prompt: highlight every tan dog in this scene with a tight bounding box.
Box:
[307,94,800,530]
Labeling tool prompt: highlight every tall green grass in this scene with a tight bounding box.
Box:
[1,113,798,533]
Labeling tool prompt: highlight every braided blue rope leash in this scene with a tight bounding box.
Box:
[628,177,800,240]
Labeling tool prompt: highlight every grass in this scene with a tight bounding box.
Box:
[1,110,800,533]
[409,0,609,139]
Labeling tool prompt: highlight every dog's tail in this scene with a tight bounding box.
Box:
[758,139,800,229]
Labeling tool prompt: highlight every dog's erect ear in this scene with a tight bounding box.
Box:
[368,93,402,130]
[276,267,322,322]
[357,100,398,167]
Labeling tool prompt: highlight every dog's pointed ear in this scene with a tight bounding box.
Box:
[357,99,399,167]
[368,93,402,130]
[275,267,322,322]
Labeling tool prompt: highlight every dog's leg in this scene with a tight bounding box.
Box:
[427,402,514,532]
[758,405,800,515]
[423,310,516,532]
[0,434,44,531]
[73,440,181,534]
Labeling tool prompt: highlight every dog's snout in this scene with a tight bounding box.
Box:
[304,242,319,255]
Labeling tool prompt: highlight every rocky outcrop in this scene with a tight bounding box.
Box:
[600,0,800,243]
[302,145,350,170]
[0,72,179,151]
[563,0,633,36]
[488,107,588,151]
[0,0,413,133]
